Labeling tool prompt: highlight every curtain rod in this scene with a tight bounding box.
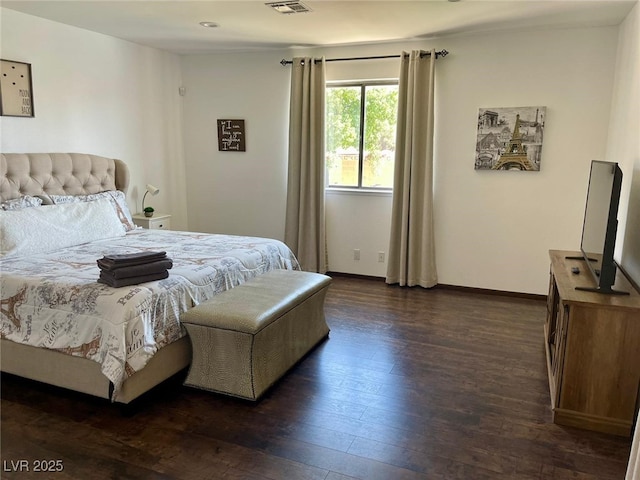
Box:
[280,49,449,66]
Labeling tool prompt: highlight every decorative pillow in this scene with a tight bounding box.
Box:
[0,198,126,258]
[48,190,136,231]
[1,195,43,210]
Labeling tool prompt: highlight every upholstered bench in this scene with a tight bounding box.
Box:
[182,269,331,400]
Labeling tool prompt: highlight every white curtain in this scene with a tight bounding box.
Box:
[386,50,437,288]
[284,57,327,273]
[628,419,640,479]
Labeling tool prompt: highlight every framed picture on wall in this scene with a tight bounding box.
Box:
[217,119,246,152]
[0,59,34,117]
[475,106,545,171]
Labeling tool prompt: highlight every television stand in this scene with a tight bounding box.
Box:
[575,285,629,295]
[545,250,640,436]
[564,255,596,262]
[564,255,628,294]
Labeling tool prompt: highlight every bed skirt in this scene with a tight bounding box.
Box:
[1,336,192,404]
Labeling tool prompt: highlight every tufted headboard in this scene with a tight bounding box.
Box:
[0,153,130,202]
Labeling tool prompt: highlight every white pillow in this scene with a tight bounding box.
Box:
[0,198,126,258]
[47,190,136,231]
[1,195,43,210]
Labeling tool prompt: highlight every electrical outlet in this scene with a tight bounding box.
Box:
[378,251,385,263]
[354,249,360,261]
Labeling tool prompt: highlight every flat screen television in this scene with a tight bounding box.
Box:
[576,160,627,295]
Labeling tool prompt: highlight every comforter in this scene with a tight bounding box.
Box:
[0,229,299,394]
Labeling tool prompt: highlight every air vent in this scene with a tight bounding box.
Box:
[265,1,312,14]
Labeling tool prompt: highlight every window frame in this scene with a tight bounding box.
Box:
[325,79,399,191]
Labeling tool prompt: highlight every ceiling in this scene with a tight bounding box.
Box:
[1,0,636,55]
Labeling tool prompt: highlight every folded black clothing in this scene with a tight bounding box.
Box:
[98,270,169,288]
[99,259,173,279]
[102,251,167,263]
[98,251,167,270]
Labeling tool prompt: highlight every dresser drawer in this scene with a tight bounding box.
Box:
[132,213,171,230]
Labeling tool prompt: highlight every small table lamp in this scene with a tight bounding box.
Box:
[142,184,160,216]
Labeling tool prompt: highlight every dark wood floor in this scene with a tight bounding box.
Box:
[1,275,632,479]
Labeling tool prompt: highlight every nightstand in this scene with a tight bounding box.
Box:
[132,213,171,230]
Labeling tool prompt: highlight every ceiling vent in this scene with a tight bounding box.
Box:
[265,1,312,14]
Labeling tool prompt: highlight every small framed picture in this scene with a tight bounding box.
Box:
[0,59,34,117]
[217,119,246,152]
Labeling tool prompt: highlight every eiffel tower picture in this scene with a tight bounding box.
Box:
[475,106,545,171]
[492,114,533,170]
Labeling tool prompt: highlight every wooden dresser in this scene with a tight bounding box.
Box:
[545,250,640,436]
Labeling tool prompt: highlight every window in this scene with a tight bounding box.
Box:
[326,81,398,189]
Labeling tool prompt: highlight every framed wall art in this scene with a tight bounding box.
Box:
[0,59,34,117]
[475,106,545,171]
[217,119,246,152]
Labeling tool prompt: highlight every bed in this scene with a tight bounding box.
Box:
[0,153,299,404]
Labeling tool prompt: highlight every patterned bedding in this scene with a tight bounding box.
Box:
[0,229,299,394]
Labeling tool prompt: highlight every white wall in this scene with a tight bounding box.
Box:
[182,26,620,294]
[618,13,640,478]
[180,51,291,239]
[0,8,188,229]
[326,189,392,277]
[434,27,618,294]
[607,1,640,288]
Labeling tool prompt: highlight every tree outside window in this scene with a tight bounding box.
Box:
[326,82,398,189]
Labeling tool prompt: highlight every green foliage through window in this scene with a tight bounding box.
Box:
[326,82,398,189]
